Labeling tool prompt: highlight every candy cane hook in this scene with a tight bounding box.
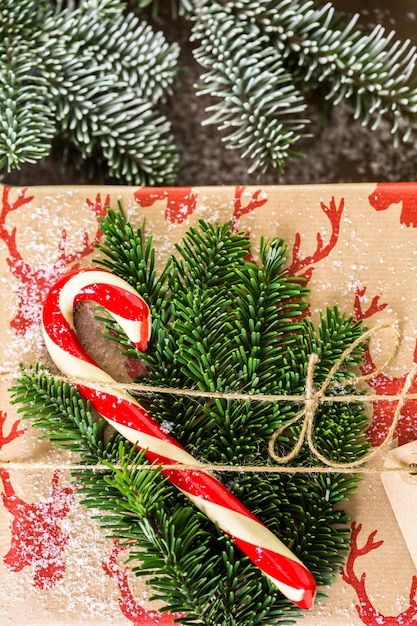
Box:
[42,268,316,609]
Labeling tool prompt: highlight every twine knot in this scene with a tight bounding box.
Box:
[268,321,417,470]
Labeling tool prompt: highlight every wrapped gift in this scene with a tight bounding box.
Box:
[1,183,416,625]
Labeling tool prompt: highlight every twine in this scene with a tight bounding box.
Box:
[2,321,417,475]
[0,461,416,475]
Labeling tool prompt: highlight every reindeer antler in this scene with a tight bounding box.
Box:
[102,542,182,625]
[0,187,34,271]
[231,186,268,231]
[0,412,25,450]
[353,286,387,322]
[342,522,417,625]
[288,197,344,280]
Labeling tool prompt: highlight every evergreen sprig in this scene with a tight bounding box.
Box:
[0,0,179,183]
[0,37,56,170]
[11,209,371,623]
[11,364,131,466]
[231,0,417,141]
[190,0,417,172]
[191,2,309,174]
[2,1,417,179]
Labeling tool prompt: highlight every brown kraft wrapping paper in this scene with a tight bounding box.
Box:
[0,183,416,625]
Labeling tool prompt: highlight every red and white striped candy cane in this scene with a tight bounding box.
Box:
[41,268,316,609]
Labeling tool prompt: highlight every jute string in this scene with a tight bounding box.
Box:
[2,321,417,475]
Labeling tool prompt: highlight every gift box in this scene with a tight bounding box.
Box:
[1,183,416,625]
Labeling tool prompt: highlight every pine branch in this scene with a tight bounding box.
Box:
[185,0,417,172]
[223,0,417,142]
[43,10,179,105]
[0,0,180,182]
[191,2,309,174]
[12,212,371,622]
[95,93,178,185]
[50,0,126,15]
[11,369,302,625]
[0,38,56,170]
[10,364,131,465]
[95,214,370,580]
[39,7,180,183]
[82,446,302,625]
[0,0,51,38]
[4,0,417,178]
[94,205,174,341]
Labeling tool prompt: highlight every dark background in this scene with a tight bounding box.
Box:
[3,1,417,188]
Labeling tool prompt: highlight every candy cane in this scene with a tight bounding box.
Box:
[41,268,316,609]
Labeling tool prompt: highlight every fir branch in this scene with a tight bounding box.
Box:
[83,446,301,625]
[10,364,130,465]
[191,1,309,174]
[223,0,417,142]
[171,220,252,291]
[12,214,371,623]
[95,205,166,300]
[0,38,56,170]
[0,0,180,182]
[96,92,179,185]
[4,0,417,178]
[0,0,51,38]
[235,470,356,585]
[94,204,173,337]
[51,0,126,15]
[12,368,302,624]
[43,10,179,105]
[39,7,180,183]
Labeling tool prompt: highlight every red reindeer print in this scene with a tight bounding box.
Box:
[103,542,183,625]
[0,189,109,335]
[134,187,197,224]
[1,468,77,589]
[341,522,417,625]
[0,187,34,278]
[0,411,25,449]
[231,186,268,232]
[287,196,344,282]
[368,183,417,227]
[353,286,388,323]
[354,285,417,447]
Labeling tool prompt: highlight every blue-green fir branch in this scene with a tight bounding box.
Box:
[219,0,417,142]
[42,10,179,103]
[3,0,417,179]
[97,93,179,184]
[51,0,126,14]
[0,0,179,183]
[0,38,56,170]
[191,2,310,174]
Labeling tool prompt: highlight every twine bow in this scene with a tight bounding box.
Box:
[268,321,417,470]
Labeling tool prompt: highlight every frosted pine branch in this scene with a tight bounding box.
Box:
[0,39,56,170]
[192,2,309,174]
[226,0,417,142]
[3,0,417,180]
[0,0,179,183]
